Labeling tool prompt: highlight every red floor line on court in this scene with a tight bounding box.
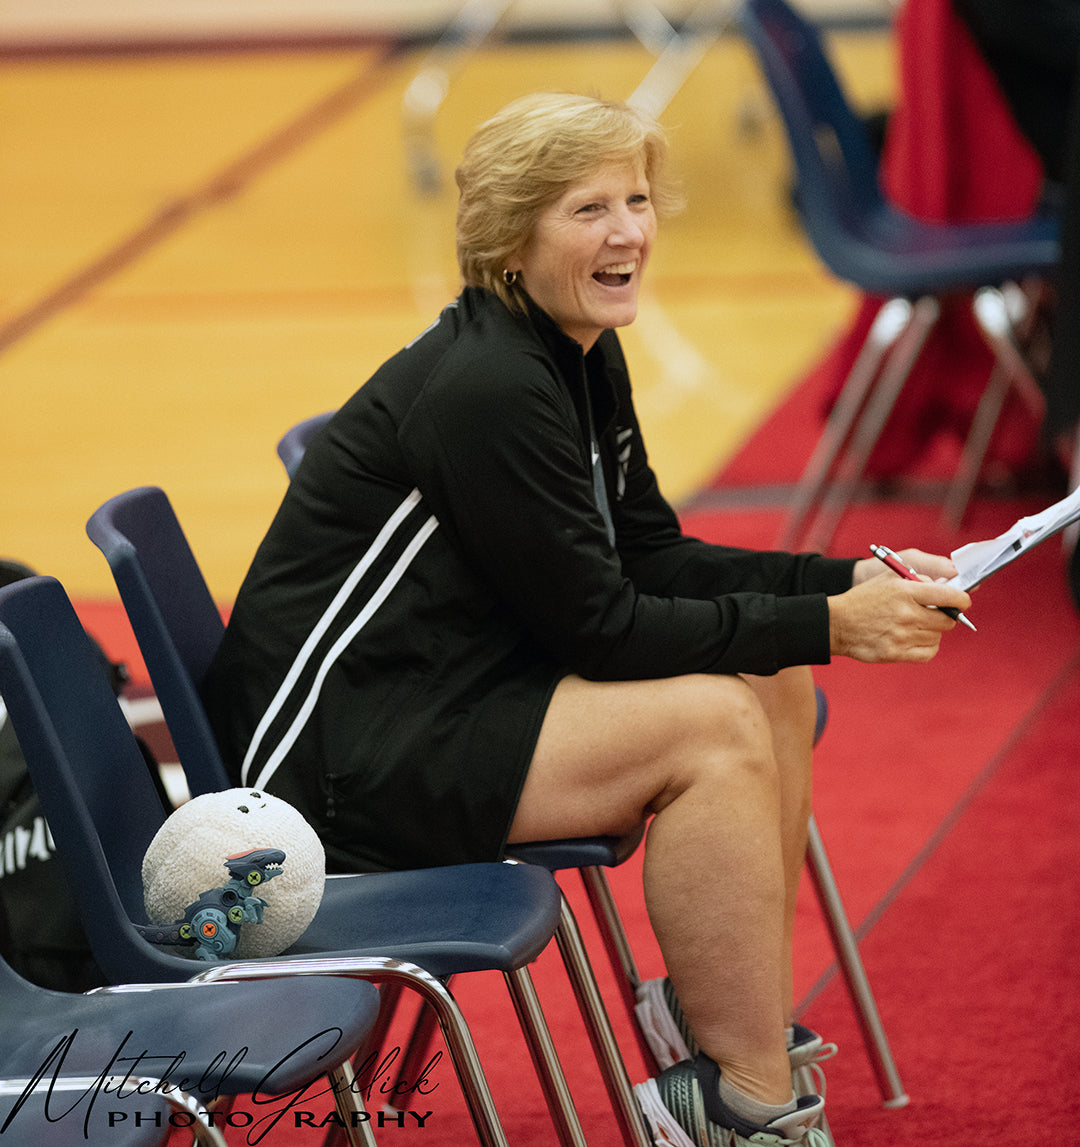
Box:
[0,40,405,358]
[794,642,1080,1017]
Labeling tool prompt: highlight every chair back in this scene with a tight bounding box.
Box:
[739,0,886,268]
[277,410,335,479]
[0,576,185,982]
[86,487,229,796]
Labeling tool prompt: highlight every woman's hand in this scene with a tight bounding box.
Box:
[851,548,958,586]
[828,574,972,663]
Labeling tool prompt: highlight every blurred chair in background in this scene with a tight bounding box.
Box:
[740,0,1060,550]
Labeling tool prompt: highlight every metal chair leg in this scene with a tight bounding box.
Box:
[945,282,1050,528]
[804,295,940,551]
[384,989,441,1120]
[327,1060,380,1147]
[578,864,661,1074]
[942,356,1013,529]
[804,816,909,1109]
[777,296,913,550]
[391,864,654,1138]
[554,895,654,1147]
[578,865,643,995]
[401,0,517,194]
[970,283,1050,410]
[503,965,588,1147]
[626,0,738,118]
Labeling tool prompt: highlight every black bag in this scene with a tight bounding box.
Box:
[0,559,166,990]
[0,716,110,990]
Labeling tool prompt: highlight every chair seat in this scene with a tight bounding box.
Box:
[0,1091,172,1146]
[507,828,646,871]
[290,862,563,977]
[817,202,1059,296]
[2,971,381,1096]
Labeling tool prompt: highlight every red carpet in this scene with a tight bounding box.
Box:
[804,653,1080,1144]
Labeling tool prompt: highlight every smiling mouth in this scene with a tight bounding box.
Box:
[593,261,637,287]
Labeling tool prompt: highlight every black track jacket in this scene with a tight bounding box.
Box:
[202,288,856,872]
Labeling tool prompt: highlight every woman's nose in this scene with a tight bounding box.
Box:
[608,206,647,247]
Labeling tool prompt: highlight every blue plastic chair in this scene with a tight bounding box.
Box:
[1,1092,172,1147]
[739,0,1061,549]
[0,575,653,1147]
[273,418,908,1107]
[86,487,652,1144]
[85,487,231,801]
[2,1076,174,1147]
[276,409,335,478]
[0,940,381,1147]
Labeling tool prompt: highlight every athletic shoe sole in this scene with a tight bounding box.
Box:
[634,1072,827,1147]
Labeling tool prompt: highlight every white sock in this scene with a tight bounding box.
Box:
[717,1073,797,1128]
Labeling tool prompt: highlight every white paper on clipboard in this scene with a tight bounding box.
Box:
[948,485,1080,591]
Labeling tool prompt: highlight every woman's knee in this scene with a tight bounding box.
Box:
[744,665,816,721]
[675,673,772,747]
[519,672,781,830]
[655,674,778,800]
[743,665,819,760]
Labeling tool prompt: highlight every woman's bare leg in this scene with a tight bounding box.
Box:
[743,666,817,1024]
[507,670,812,1104]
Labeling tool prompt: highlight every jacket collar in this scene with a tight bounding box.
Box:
[459,287,623,438]
[521,292,621,438]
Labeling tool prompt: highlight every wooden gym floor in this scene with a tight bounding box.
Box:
[0,27,895,601]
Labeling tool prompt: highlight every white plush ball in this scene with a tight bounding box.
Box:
[143,788,325,959]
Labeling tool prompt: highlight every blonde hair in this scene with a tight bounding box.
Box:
[455,92,682,311]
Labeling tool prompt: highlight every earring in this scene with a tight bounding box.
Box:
[502,269,518,286]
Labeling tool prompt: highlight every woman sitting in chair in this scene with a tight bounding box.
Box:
[203,92,970,1147]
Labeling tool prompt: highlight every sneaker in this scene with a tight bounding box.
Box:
[634,1054,828,1147]
[635,978,837,1081]
[787,1024,837,1073]
[635,976,696,1071]
[787,1023,837,1101]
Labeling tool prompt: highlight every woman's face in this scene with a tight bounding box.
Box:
[508,159,657,352]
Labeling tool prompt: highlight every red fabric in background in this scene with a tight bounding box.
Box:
[881,0,1042,224]
[805,0,1046,479]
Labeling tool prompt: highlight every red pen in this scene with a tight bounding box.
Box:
[870,544,976,632]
